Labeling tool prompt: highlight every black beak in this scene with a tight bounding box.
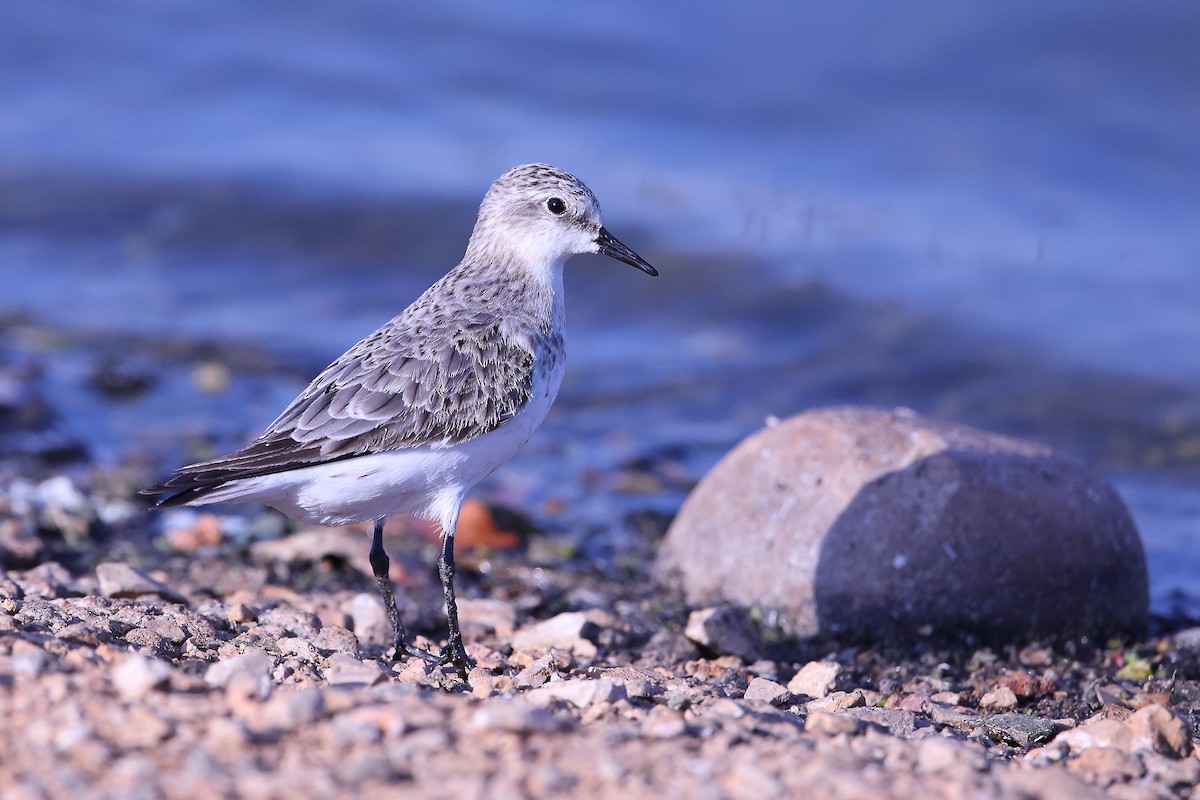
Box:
[595,227,658,276]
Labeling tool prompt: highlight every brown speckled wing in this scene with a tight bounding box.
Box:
[143,307,543,505]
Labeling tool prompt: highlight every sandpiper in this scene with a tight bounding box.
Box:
[143,163,658,679]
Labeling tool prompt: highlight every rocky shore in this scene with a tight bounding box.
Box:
[3,337,1200,799]
[2,472,1199,799]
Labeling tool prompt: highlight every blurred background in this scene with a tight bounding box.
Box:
[2,1,1198,612]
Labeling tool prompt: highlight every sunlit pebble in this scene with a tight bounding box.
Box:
[165,512,224,552]
[36,475,87,513]
[191,361,232,394]
[97,499,139,526]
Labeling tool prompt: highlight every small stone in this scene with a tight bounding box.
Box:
[346,593,390,644]
[1126,704,1192,759]
[205,648,275,690]
[277,637,320,662]
[980,686,1018,710]
[1058,717,1135,752]
[983,713,1066,749]
[95,563,186,603]
[311,624,359,656]
[469,667,514,699]
[806,689,865,713]
[227,603,257,624]
[642,707,688,739]
[324,653,385,688]
[253,687,327,732]
[527,678,626,709]
[805,710,862,736]
[511,612,599,655]
[842,707,925,738]
[915,737,986,775]
[996,670,1047,699]
[458,597,516,639]
[787,660,840,699]
[743,677,790,706]
[257,607,322,637]
[683,606,762,662]
[930,691,961,706]
[1067,746,1145,783]
[111,653,173,700]
[11,642,53,677]
[471,700,569,733]
[144,616,188,644]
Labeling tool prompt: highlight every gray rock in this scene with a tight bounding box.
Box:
[743,677,790,706]
[527,678,626,709]
[111,653,174,700]
[95,562,186,604]
[658,406,1148,641]
[205,648,275,690]
[324,653,385,688]
[684,606,762,662]
[983,713,1065,749]
[841,707,928,738]
[787,660,841,699]
[511,612,599,655]
[471,700,571,733]
[311,624,359,656]
[254,687,327,732]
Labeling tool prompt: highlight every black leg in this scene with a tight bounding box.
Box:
[368,516,409,657]
[368,516,444,667]
[438,525,475,680]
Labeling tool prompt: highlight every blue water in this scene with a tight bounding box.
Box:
[2,0,1199,611]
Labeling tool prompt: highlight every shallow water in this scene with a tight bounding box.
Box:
[2,1,1198,612]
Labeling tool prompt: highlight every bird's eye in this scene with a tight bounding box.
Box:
[546,197,566,215]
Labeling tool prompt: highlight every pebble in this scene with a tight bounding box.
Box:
[1125,704,1192,759]
[324,653,385,688]
[204,648,275,690]
[311,624,360,656]
[471,700,570,734]
[806,690,866,713]
[982,714,1065,749]
[527,678,626,709]
[979,686,1018,710]
[95,563,186,604]
[110,652,174,700]
[743,677,791,706]
[683,606,762,662]
[787,660,840,699]
[805,710,862,736]
[511,612,599,657]
[457,597,517,640]
[253,687,327,732]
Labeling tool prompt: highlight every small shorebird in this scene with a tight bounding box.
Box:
[143,163,657,679]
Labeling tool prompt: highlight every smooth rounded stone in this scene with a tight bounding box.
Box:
[658,406,1148,641]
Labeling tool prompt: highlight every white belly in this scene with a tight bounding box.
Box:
[194,362,564,527]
